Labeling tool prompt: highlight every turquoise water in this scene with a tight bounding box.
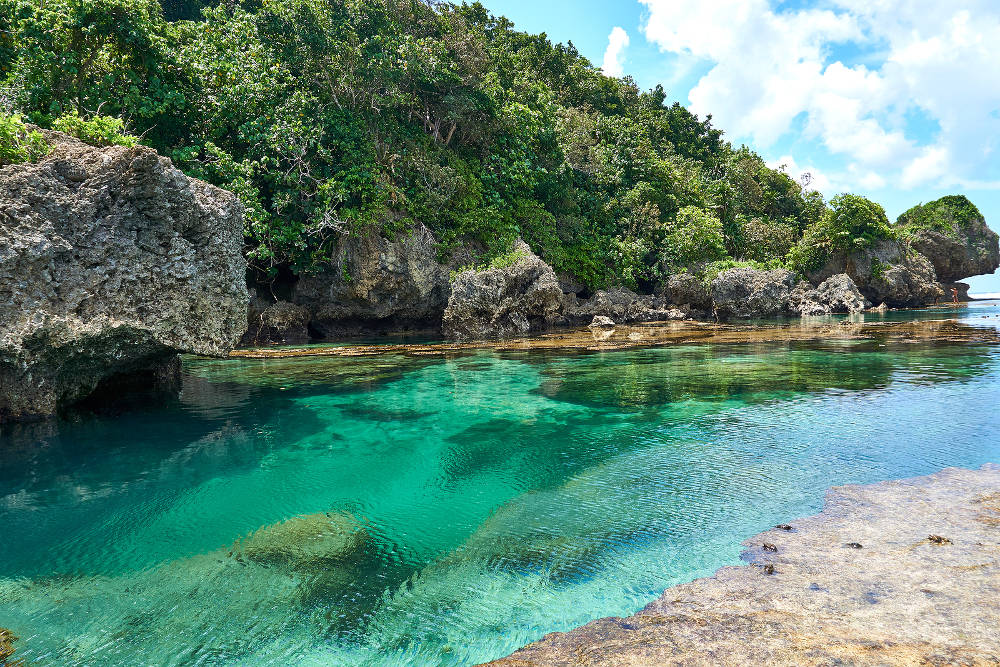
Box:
[3,303,1000,665]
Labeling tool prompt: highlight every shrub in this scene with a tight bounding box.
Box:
[0,113,50,165]
[662,205,727,269]
[51,111,138,147]
[739,216,798,264]
[896,195,983,238]
[789,194,895,273]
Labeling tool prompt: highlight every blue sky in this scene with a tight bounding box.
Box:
[481,0,1000,293]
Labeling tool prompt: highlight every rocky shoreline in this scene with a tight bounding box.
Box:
[484,464,1000,666]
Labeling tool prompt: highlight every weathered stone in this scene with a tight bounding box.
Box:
[443,240,563,340]
[0,129,248,421]
[659,273,712,311]
[241,293,311,346]
[941,281,971,302]
[897,195,1000,283]
[588,315,616,328]
[563,288,682,325]
[710,268,797,319]
[485,464,1000,667]
[235,511,367,570]
[805,238,942,307]
[293,222,457,337]
[787,274,869,316]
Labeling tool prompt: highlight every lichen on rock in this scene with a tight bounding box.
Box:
[0,129,248,421]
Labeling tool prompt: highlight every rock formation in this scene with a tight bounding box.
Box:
[443,240,563,339]
[241,290,310,346]
[486,464,1000,666]
[659,273,713,312]
[710,268,798,319]
[0,129,247,421]
[292,222,457,337]
[562,287,683,326]
[787,274,870,316]
[897,195,1000,284]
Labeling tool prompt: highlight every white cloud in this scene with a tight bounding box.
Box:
[602,26,630,77]
[639,0,1000,191]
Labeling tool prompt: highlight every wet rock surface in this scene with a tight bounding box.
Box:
[484,464,1000,666]
[0,129,248,421]
[443,241,563,339]
[293,222,457,337]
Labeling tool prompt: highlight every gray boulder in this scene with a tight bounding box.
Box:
[659,273,713,311]
[0,129,247,421]
[241,293,311,346]
[788,274,870,315]
[587,315,616,328]
[443,241,562,339]
[711,268,797,319]
[897,196,999,283]
[563,287,682,325]
[805,238,942,307]
[293,222,457,337]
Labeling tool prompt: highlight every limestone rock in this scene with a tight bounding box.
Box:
[293,222,457,337]
[805,238,942,307]
[587,315,616,329]
[897,195,1000,283]
[0,129,248,421]
[659,273,712,311]
[788,274,870,316]
[942,281,971,302]
[563,288,681,326]
[241,294,311,346]
[710,268,798,319]
[443,241,563,340]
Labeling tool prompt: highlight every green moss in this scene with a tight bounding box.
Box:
[0,113,50,166]
[896,195,982,239]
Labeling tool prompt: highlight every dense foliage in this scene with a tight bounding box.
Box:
[788,194,896,273]
[0,0,931,289]
[897,195,983,239]
[0,112,49,165]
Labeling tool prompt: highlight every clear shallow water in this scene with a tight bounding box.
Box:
[3,303,1000,665]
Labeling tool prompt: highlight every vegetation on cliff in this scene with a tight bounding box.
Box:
[0,0,987,292]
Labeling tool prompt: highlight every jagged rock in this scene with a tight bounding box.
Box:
[659,273,712,311]
[942,282,971,302]
[805,238,942,308]
[293,222,460,337]
[897,195,1000,283]
[711,268,797,319]
[563,287,681,325]
[872,302,889,312]
[788,274,870,316]
[0,129,248,421]
[588,315,616,328]
[443,241,563,340]
[241,295,310,346]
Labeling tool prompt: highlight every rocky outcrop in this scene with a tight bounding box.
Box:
[241,293,310,346]
[292,222,458,337]
[486,464,1000,666]
[562,287,683,326]
[0,129,248,421]
[711,268,798,319]
[788,274,869,316]
[805,238,942,307]
[942,281,971,302]
[897,195,1000,283]
[659,273,712,312]
[443,241,563,339]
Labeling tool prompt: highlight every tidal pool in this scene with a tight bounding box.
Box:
[3,303,1000,665]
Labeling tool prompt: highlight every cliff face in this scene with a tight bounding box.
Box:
[0,129,248,421]
[898,195,1000,284]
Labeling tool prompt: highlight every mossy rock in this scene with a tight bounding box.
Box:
[234,511,368,569]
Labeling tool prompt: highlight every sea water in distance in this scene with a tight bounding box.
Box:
[2,301,1000,665]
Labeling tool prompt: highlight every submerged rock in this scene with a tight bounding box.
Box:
[0,627,18,665]
[486,464,1000,666]
[443,241,563,340]
[0,129,247,421]
[710,268,798,319]
[897,195,1000,283]
[235,510,368,570]
[788,274,870,316]
[293,222,456,337]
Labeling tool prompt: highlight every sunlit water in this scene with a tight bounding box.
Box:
[3,302,1000,665]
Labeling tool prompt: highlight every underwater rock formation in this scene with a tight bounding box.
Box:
[293,222,460,337]
[710,268,798,319]
[235,510,368,569]
[0,129,247,421]
[486,464,1000,666]
[443,240,563,339]
[898,195,1000,284]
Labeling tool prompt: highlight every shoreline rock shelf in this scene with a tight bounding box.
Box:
[483,464,1000,666]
